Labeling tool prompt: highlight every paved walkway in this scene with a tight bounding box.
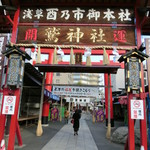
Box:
[42,116,98,150]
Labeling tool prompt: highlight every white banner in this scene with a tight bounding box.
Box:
[52,86,99,97]
[2,96,16,115]
[131,99,144,120]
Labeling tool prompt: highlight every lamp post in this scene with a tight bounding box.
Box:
[118,48,149,150]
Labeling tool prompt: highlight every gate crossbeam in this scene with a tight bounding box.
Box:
[35,64,120,74]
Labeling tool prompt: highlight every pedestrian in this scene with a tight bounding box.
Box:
[72,109,81,136]
[77,108,82,118]
[64,109,69,124]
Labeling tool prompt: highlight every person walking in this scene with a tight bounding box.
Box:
[64,109,69,124]
[72,109,81,136]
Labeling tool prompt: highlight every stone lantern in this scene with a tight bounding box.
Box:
[118,48,149,93]
[2,45,31,89]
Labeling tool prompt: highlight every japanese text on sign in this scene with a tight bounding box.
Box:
[2,96,16,115]
[17,26,135,46]
[52,86,99,97]
[131,100,144,120]
[20,7,134,24]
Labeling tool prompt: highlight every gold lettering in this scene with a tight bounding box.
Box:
[45,27,60,43]
[66,27,84,43]
[90,28,106,43]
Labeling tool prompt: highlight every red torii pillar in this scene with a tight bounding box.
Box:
[104,73,114,127]
[45,51,54,91]
[0,7,23,150]
[7,7,23,149]
[104,55,124,127]
[135,7,147,150]
[41,50,54,125]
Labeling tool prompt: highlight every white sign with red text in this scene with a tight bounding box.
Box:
[2,96,16,115]
[52,86,99,97]
[131,99,144,120]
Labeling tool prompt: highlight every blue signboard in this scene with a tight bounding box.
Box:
[44,89,60,101]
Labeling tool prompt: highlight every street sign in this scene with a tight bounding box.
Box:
[2,96,16,115]
[131,99,144,120]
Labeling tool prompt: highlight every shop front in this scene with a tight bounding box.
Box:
[19,63,59,126]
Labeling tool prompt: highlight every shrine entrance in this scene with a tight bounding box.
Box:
[34,62,120,135]
[0,0,148,150]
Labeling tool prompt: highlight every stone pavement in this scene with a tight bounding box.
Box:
[42,118,98,150]
[15,113,125,150]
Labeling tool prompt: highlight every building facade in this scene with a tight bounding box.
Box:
[111,69,125,92]
[73,73,100,85]
[53,73,73,85]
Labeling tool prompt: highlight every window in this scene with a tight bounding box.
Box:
[144,71,147,78]
[56,79,60,83]
[144,79,147,85]
[84,99,86,102]
[56,73,60,76]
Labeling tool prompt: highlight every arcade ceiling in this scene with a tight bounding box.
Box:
[0,0,150,35]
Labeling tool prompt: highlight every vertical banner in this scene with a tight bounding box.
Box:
[51,107,59,121]
[145,38,150,97]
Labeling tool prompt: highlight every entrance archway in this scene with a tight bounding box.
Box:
[35,63,121,138]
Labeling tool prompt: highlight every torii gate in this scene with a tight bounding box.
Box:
[35,48,125,127]
[0,3,148,150]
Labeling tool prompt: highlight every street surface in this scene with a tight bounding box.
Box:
[14,113,140,150]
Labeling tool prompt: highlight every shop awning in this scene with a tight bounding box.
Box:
[25,63,60,101]
[44,89,60,101]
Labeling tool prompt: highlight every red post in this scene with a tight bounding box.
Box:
[110,76,114,126]
[11,8,20,43]
[45,51,53,91]
[135,6,148,150]
[16,121,23,146]
[140,93,147,150]
[104,73,114,126]
[8,7,23,149]
[7,89,21,150]
[104,73,108,122]
[42,101,50,125]
[0,89,8,142]
[127,93,135,150]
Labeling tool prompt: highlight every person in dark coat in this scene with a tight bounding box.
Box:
[72,109,81,136]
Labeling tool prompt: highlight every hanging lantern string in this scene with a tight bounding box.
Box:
[12,42,136,50]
